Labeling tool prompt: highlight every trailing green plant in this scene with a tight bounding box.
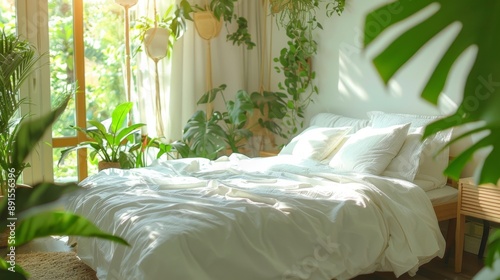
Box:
[58,102,146,169]
[176,84,287,159]
[363,0,500,277]
[271,0,346,137]
[0,97,128,279]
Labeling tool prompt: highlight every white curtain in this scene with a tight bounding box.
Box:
[135,0,267,144]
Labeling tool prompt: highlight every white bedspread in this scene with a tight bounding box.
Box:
[65,154,445,280]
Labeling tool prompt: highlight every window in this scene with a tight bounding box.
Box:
[50,0,129,182]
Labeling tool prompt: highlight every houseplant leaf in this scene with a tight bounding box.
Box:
[227,89,253,126]
[110,101,133,134]
[115,123,146,145]
[183,110,226,159]
[12,97,69,169]
[364,0,500,184]
[14,211,129,247]
[197,84,227,105]
[0,259,28,279]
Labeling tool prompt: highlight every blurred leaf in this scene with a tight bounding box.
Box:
[0,182,79,227]
[0,258,28,279]
[364,0,500,184]
[12,97,69,169]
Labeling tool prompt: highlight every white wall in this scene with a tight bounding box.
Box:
[307,0,475,120]
[270,0,481,175]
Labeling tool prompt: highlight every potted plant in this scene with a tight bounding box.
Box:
[0,30,41,196]
[175,84,287,159]
[134,0,255,52]
[58,102,146,171]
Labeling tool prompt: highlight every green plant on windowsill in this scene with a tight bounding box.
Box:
[58,102,146,171]
[174,84,288,160]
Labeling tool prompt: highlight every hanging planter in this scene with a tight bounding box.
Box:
[193,11,222,40]
[144,27,170,61]
[270,0,290,14]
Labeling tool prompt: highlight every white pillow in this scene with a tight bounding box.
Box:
[329,123,410,175]
[309,113,370,134]
[279,126,351,161]
[368,111,452,190]
[382,128,425,181]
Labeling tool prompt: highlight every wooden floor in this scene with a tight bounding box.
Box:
[353,251,484,280]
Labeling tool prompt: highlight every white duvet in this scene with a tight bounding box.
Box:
[65,154,445,280]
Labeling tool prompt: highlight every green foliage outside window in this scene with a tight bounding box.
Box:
[48,0,129,180]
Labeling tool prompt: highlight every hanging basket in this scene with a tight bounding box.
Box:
[144,27,170,61]
[194,11,222,40]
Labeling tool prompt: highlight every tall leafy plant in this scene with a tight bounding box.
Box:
[363,0,500,276]
[0,30,40,195]
[0,98,128,279]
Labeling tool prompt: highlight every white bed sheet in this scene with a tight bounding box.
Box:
[426,185,458,206]
[65,154,445,280]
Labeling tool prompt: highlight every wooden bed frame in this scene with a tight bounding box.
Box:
[432,177,458,259]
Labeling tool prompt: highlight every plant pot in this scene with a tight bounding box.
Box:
[193,11,222,40]
[98,161,121,171]
[144,27,170,61]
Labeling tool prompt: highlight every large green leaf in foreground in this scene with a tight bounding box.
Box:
[364,0,500,184]
[14,211,129,247]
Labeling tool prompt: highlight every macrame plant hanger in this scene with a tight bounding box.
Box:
[252,0,276,151]
[143,0,170,136]
[193,0,222,118]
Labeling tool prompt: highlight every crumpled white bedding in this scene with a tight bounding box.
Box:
[65,154,445,280]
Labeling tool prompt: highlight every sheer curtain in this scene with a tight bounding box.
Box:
[135,0,267,144]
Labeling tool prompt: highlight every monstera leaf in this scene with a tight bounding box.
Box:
[364,0,500,185]
[183,110,226,159]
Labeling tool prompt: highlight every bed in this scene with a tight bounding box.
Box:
[64,111,457,280]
